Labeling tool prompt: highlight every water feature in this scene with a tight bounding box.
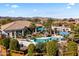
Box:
[32,36,64,43]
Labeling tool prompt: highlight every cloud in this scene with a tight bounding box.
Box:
[5,4,19,8]
[11,5,19,8]
[66,3,75,9]
[8,10,15,14]
[68,3,75,6]
[67,6,71,9]
[33,9,37,12]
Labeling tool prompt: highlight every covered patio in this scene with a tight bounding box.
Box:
[35,24,45,32]
[5,27,31,39]
[1,21,32,39]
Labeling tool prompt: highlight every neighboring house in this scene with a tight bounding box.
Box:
[51,25,71,36]
[1,21,32,38]
[52,25,71,32]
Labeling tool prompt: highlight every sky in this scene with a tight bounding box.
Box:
[0,3,79,18]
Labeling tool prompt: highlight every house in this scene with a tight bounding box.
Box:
[1,20,45,39]
[1,21,32,38]
[0,30,8,39]
[52,25,71,32]
[51,25,71,36]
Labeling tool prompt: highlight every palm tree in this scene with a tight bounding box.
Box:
[43,18,53,35]
[30,23,36,33]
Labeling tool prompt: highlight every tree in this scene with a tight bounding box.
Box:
[2,38,10,49]
[28,44,36,56]
[43,18,53,34]
[30,23,36,33]
[0,18,14,25]
[36,43,46,53]
[46,40,58,56]
[10,39,20,51]
[74,24,79,34]
[66,41,78,56]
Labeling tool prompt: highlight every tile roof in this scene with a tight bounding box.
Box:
[1,21,32,31]
[35,24,43,27]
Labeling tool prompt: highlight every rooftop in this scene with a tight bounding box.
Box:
[1,20,32,31]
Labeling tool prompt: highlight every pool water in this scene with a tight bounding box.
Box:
[32,36,64,43]
[59,31,69,36]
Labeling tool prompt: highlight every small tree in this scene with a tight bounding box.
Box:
[36,42,46,53]
[28,44,36,56]
[46,40,58,56]
[10,39,20,51]
[66,41,78,56]
[2,38,10,49]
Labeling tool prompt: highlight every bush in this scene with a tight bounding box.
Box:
[28,44,36,56]
[46,40,58,56]
[0,39,3,45]
[74,34,79,39]
[2,38,10,49]
[36,43,46,53]
[10,39,20,51]
[66,41,78,56]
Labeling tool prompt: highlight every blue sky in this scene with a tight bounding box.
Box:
[0,3,79,18]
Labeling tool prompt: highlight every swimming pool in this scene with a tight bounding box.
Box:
[32,36,64,43]
[59,31,69,36]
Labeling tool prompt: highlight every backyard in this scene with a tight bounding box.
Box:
[0,17,79,56]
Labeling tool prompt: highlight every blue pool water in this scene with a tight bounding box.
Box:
[32,36,64,43]
[36,27,44,32]
[59,31,69,36]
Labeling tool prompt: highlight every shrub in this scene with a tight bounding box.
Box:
[36,43,46,53]
[46,40,58,56]
[0,39,3,45]
[28,44,36,56]
[2,38,10,49]
[74,34,79,39]
[10,39,20,51]
[66,41,78,56]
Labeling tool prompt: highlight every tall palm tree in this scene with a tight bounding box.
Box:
[43,18,53,34]
[30,23,36,33]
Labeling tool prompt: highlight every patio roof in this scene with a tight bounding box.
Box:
[1,21,32,31]
[35,24,43,27]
